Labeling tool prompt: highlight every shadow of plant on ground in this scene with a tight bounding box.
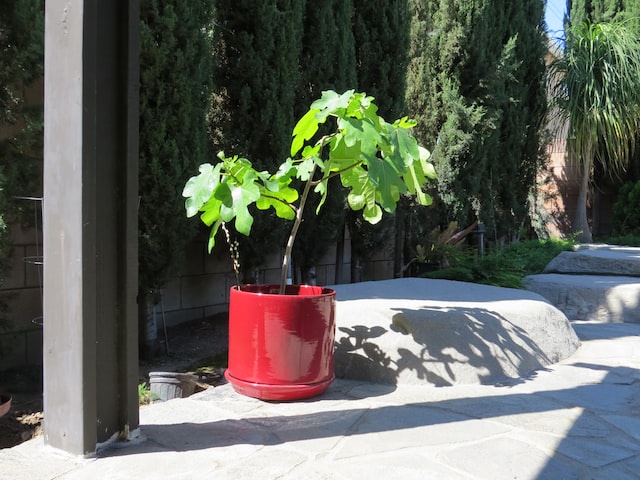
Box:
[335,306,556,387]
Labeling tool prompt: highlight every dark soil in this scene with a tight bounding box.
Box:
[0,312,229,450]
[0,366,43,449]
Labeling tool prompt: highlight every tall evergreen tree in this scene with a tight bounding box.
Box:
[351,0,412,278]
[406,0,547,243]
[569,0,640,28]
[292,1,357,284]
[138,0,214,352]
[353,0,411,119]
[489,1,548,239]
[297,1,356,113]
[210,1,305,279]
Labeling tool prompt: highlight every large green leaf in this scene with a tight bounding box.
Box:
[389,126,420,167]
[200,196,222,226]
[364,152,406,210]
[256,194,296,220]
[339,117,381,157]
[183,162,221,217]
[296,157,318,182]
[291,108,321,157]
[340,165,383,224]
[229,176,261,236]
[311,89,355,121]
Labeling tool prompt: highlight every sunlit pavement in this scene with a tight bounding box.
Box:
[2,321,639,480]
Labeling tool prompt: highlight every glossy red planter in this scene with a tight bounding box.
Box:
[0,393,11,418]
[225,284,336,400]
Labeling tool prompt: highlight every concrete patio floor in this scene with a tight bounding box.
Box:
[1,321,639,479]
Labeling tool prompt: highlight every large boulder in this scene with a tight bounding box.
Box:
[523,274,640,323]
[330,278,579,387]
[543,244,640,276]
[524,244,640,323]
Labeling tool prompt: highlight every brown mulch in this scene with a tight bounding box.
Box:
[0,392,43,449]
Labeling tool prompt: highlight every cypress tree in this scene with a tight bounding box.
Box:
[489,1,548,239]
[210,1,305,279]
[406,0,547,242]
[353,0,411,118]
[569,0,640,26]
[351,0,412,279]
[297,1,356,113]
[292,1,357,283]
[138,0,214,350]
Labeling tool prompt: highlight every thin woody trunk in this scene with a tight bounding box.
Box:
[280,164,317,293]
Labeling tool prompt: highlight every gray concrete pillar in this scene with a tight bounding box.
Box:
[43,0,139,455]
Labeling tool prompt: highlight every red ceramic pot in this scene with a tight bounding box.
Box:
[0,393,11,418]
[225,284,336,400]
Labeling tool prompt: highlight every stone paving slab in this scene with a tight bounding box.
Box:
[1,321,639,480]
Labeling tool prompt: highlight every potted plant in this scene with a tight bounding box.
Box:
[183,90,435,400]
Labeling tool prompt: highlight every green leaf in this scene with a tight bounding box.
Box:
[341,165,383,224]
[185,196,202,218]
[347,192,366,211]
[182,162,221,217]
[301,144,321,158]
[407,164,431,206]
[256,195,296,220]
[390,127,420,166]
[213,182,232,210]
[311,89,355,121]
[200,196,222,226]
[363,203,383,224]
[296,157,317,181]
[275,157,296,181]
[364,152,406,210]
[394,116,417,129]
[340,117,381,156]
[233,201,254,235]
[207,219,222,253]
[229,177,261,235]
[277,184,299,203]
[327,135,361,171]
[314,180,329,214]
[291,109,321,157]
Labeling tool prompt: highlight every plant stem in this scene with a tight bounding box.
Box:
[310,161,360,186]
[279,163,317,294]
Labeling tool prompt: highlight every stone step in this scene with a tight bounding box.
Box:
[523,273,640,323]
[544,244,640,276]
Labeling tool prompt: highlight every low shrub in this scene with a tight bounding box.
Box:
[595,234,640,247]
[612,181,640,236]
[419,238,576,288]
